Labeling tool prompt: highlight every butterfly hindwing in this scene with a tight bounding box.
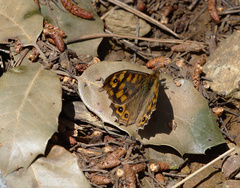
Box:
[137,77,159,129]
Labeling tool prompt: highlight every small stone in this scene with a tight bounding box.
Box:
[180,165,191,175]
[222,155,240,179]
[222,180,240,187]
[105,9,151,37]
[203,32,240,99]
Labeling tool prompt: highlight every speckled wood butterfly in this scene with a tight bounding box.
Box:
[101,70,159,130]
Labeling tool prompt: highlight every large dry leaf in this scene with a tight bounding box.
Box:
[0,170,7,188]
[0,63,62,175]
[63,101,105,127]
[40,0,104,57]
[78,61,152,128]
[78,61,225,155]
[136,77,225,155]
[6,145,91,188]
[0,0,42,44]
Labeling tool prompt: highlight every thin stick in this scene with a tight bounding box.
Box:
[219,9,240,15]
[190,4,207,24]
[106,0,179,38]
[33,43,47,60]
[172,147,235,188]
[13,48,30,67]
[65,33,203,45]
[104,29,148,59]
[220,117,234,142]
[162,172,187,178]
[187,0,200,10]
[100,6,117,20]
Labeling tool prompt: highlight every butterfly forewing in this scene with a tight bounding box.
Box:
[102,69,160,130]
[102,70,150,105]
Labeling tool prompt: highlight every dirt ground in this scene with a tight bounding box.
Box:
[58,0,240,187]
[1,0,240,187]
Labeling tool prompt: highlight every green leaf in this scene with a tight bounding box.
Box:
[78,61,225,155]
[0,63,62,175]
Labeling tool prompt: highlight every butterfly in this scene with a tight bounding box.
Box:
[101,69,159,130]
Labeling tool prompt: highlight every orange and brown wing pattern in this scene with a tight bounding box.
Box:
[102,70,149,105]
[137,71,159,129]
[102,70,160,130]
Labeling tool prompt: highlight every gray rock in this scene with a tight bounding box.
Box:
[203,32,240,99]
[105,9,151,36]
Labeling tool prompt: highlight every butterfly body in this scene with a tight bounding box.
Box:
[102,70,159,130]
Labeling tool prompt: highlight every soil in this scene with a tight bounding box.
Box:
[59,1,240,187]
[3,0,240,187]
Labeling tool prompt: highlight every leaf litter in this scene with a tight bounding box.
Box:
[0,0,239,187]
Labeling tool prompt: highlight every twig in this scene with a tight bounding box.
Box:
[220,117,234,142]
[78,142,107,149]
[32,43,47,60]
[222,0,235,7]
[190,4,207,24]
[219,15,230,32]
[13,48,30,67]
[65,33,204,45]
[133,16,140,63]
[172,147,235,188]
[51,0,68,13]
[81,168,108,173]
[122,159,149,165]
[0,48,10,54]
[219,8,240,15]
[162,172,187,178]
[106,0,179,38]
[144,171,165,188]
[100,6,117,20]
[187,0,200,10]
[46,0,59,28]
[104,29,147,59]
[223,108,239,116]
